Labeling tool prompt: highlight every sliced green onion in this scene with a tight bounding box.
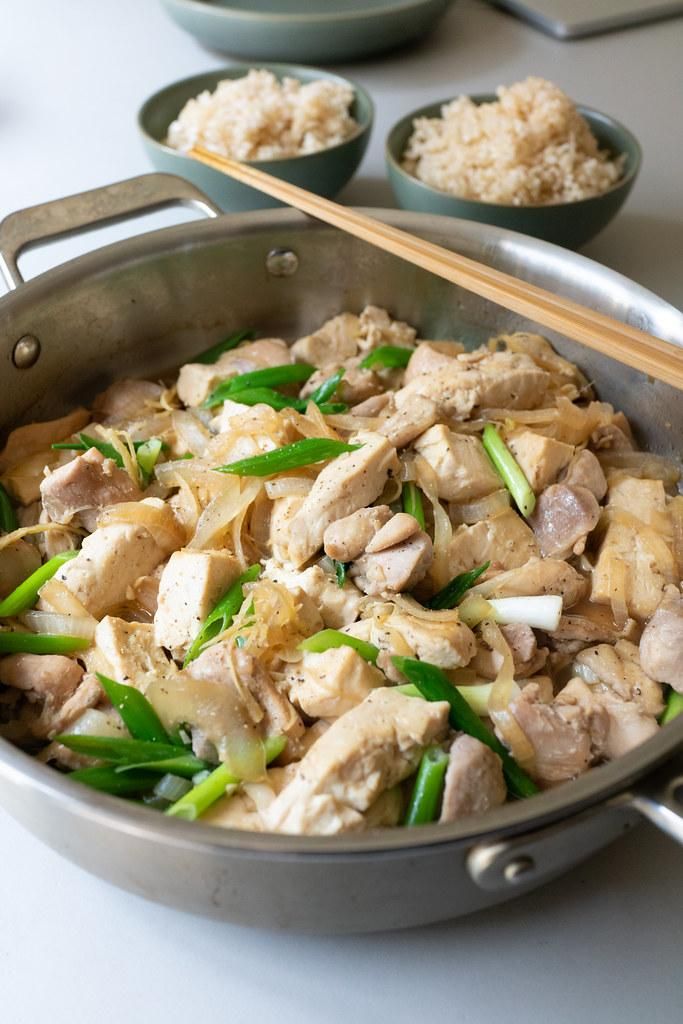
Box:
[136,437,164,488]
[193,328,256,365]
[52,433,168,472]
[308,368,345,406]
[96,673,170,745]
[116,755,212,779]
[211,386,347,415]
[427,562,491,611]
[183,564,261,666]
[68,765,162,796]
[0,482,18,533]
[403,746,449,826]
[166,735,286,821]
[398,680,493,718]
[488,595,562,631]
[660,689,683,725]
[359,346,413,370]
[392,656,538,799]
[202,363,315,408]
[0,631,89,654]
[54,735,202,767]
[482,423,536,517]
[298,628,379,664]
[214,438,361,477]
[333,560,347,588]
[0,551,79,618]
[152,773,193,803]
[402,482,425,530]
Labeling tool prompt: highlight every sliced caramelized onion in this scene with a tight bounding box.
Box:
[0,522,81,553]
[670,496,683,579]
[414,454,452,589]
[20,610,97,641]
[449,488,511,525]
[98,500,186,554]
[187,475,242,550]
[38,578,95,619]
[598,449,681,486]
[230,478,263,568]
[171,409,211,456]
[96,426,141,486]
[607,554,630,630]
[264,476,313,499]
[481,620,536,775]
[390,593,465,624]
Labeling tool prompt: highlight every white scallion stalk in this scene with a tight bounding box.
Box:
[486,595,563,631]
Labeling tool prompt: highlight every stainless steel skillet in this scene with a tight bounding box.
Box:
[0,173,681,933]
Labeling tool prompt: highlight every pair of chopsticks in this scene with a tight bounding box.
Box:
[190,146,683,391]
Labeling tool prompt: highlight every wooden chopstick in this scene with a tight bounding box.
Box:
[190,145,683,391]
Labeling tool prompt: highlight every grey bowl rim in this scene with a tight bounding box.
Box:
[0,202,681,860]
[161,0,455,26]
[385,93,643,212]
[137,62,375,169]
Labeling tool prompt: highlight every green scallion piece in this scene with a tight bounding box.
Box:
[116,755,212,779]
[359,346,414,370]
[201,363,315,408]
[402,482,425,530]
[426,561,491,611]
[482,423,536,517]
[392,656,538,799]
[52,433,168,470]
[183,564,261,667]
[0,550,78,618]
[0,632,90,655]
[214,438,361,477]
[166,735,286,821]
[333,560,347,588]
[0,482,17,533]
[308,368,345,406]
[660,689,683,725]
[210,387,347,415]
[136,437,164,488]
[68,765,163,796]
[298,628,379,664]
[96,673,170,745]
[54,735,203,769]
[193,329,256,365]
[403,746,449,826]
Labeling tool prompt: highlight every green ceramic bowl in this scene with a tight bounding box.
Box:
[159,0,455,64]
[386,95,642,249]
[138,64,374,211]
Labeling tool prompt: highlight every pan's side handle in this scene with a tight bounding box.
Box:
[627,757,683,844]
[0,173,221,290]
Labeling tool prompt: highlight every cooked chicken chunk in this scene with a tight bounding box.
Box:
[154,549,241,657]
[471,557,587,609]
[377,393,439,448]
[350,530,433,596]
[40,447,142,524]
[47,523,169,618]
[0,653,94,739]
[95,616,173,686]
[529,484,601,558]
[93,379,163,423]
[471,623,547,679]
[263,687,449,834]
[263,561,363,629]
[0,409,90,476]
[639,588,683,690]
[507,431,574,493]
[358,305,417,354]
[366,513,420,553]
[285,432,399,567]
[0,539,41,599]
[403,341,465,383]
[177,338,292,407]
[413,425,500,502]
[290,313,360,365]
[447,509,539,576]
[285,647,384,719]
[369,605,476,671]
[323,505,392,562]
[561,449,607,501]
[439,735,506,823]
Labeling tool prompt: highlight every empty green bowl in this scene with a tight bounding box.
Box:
[386,95,642,249]
[138,64,374,211]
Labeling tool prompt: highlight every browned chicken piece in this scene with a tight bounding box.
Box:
[377,394,439,448]
[507,431,574,493]
[269,495,305,565]
[351,393,393,417]
[176,338,292,407]
[357,305,417,354]
[323,505,392,562]
[369,605,476,671]
[470,623,547,679]
[591,475,674,621]
[0,653,99,739]
[350,530,433,596]
[546,607,637,649]
[447,509,539,576]
[154,549,242,658]
[403,341,464,383]
[263,560,363,628]
[439,734,506,823]
[561,449,607,501]
[0,408,90,476]
[494,332,587,387]
[285,646,385,719]
[529,483,601,558]
[285,432,399,567]
[92,379,163,423]
[591,415,634,451]
[189,644,304,743]
[290,312,361,365]
[639,587,683,690]
[263,687,450,835]
[471,556,587,608]
[413,424,501,502]
[0,539,41,599]
[366,513,420,553]
[40,447,143,524]
[507,680,607,785]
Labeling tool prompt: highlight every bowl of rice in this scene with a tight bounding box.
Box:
[385,78,641,249]
[139,65,374,211]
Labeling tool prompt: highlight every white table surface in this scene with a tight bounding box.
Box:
[1,2,682,1020]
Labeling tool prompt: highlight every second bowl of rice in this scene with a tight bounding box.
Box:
[386,78,641,249]
[139,64,374,211]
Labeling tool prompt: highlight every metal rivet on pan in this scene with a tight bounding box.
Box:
[266,248,299,277]
[503,856,535,883]
[12,334,41,369]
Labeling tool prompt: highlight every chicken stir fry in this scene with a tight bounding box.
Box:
[1,307,681,834]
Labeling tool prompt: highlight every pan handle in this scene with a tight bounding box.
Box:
[627,758,683,844]
[0,173,221,290]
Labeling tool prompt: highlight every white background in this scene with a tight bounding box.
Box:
[1,2,682,1021]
